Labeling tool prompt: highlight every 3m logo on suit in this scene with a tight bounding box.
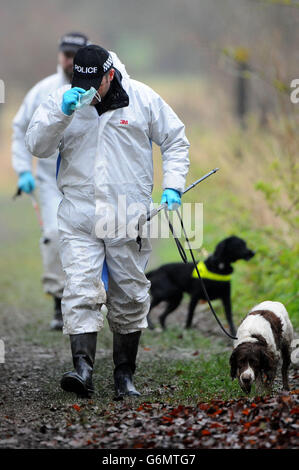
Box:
[120,120,128,125]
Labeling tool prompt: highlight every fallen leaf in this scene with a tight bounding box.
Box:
[72,404,81,412]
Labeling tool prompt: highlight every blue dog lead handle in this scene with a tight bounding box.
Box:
[56,153,61,180]
[102,258,109,292]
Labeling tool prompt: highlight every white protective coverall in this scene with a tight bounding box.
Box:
[25,74,190,335]
[12,52,127,298]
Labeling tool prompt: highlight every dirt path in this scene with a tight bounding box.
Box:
[0,304,298,449]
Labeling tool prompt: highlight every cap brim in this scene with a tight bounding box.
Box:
[60,44,82,54]
[71,74,103,91]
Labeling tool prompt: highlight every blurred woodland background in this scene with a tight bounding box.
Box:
[0,0,298,327]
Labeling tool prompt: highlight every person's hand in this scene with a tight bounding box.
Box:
[18,171,35,194]
[61,87,86,116]
[160,188,181,210]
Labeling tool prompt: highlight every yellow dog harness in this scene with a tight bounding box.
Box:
[192,261,232,282]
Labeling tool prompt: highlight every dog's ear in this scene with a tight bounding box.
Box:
[259,348,274,373]
[229,350,238,379]
[213,240,227,261]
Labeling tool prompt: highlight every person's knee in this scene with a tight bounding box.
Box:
[108,317,148,335]
[62,307,104,335]
[62,283,106,335]
[40,228,60,247]
[63,278,106,308]
[107,295,150,333]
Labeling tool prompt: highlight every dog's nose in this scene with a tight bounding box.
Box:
[244,250,255,260]
[242,376,251,384]
[241,376,252,393]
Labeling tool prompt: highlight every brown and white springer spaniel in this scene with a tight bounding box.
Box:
[230,301,294,394]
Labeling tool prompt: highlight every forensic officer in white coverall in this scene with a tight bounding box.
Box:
[12,33,126,330]
[25,45,190,399]
[11,32,90,329]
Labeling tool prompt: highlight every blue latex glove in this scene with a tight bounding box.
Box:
[18,171,35,194]
[160,188,181,210]
[61,87,86,116]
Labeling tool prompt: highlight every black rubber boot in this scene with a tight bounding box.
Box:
[61,333,97,398]
[50,297,63,331]
[113,331,141,400]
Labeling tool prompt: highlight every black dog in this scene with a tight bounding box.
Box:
[146,236,255,335]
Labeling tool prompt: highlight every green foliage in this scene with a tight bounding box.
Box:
[255,119,299,236]
[231,231,299,329]
[272,79,290,95]
[166,354,244,402]
[221,46,250,64]
[250,118,299,328]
